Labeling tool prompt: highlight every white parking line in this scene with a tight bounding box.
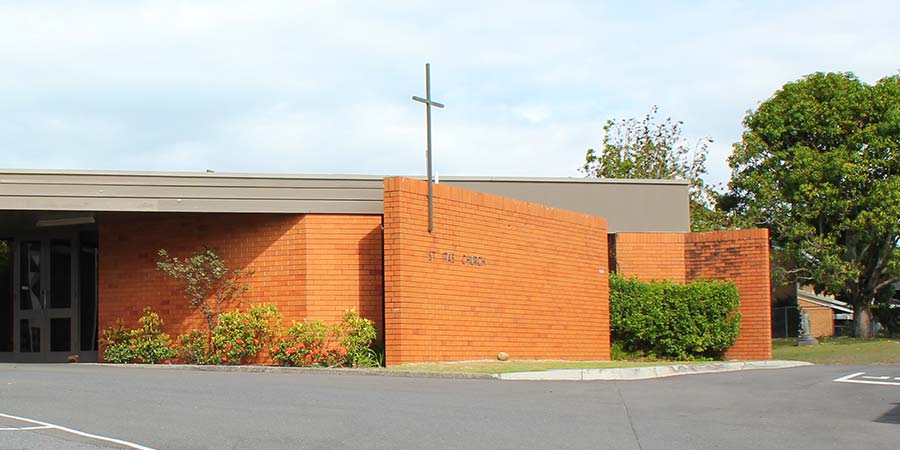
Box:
[834,372,900,386]
[0,412,156,450]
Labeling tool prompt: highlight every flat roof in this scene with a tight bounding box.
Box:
[0,168,688,184]
[0,168,387,180]
[441,175,688,185]
[0,169,690,232]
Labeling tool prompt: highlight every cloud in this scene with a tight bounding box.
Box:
[0,0,898,187]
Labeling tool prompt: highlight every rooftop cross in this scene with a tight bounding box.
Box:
[412,63,444,233]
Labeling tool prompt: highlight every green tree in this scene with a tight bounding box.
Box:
[580,106,726,231]
[728,72,900,337]
[156,248,252,335]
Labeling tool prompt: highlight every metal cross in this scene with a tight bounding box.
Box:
[412,63,444,233]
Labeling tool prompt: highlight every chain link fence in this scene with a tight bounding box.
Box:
[772,306,800,338]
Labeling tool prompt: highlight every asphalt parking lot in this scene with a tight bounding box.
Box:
[0,364,897,450]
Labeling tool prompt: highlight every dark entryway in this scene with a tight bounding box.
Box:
[0,240,12,353]
[0,212,98,362]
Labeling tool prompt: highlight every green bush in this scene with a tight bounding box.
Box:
[610,274,741,360]
[337,309,380,367]
[101,307,177,364]
[272,320,344,367]
[177,304,281,365]
[610,340,651,361]
[211,304,281,364]
[176,330,216,365]
[271,309,379,367]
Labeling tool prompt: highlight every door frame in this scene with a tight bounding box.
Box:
[12,232,81,363]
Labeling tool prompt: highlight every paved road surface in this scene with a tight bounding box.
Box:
[0,364,897,449]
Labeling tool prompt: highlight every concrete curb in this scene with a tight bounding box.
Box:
[497,360,814,381]
[88,360,812,382]
[88,363,496,380]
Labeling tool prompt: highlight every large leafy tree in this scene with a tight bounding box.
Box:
[580,106,726,231]
[729,72,900,337]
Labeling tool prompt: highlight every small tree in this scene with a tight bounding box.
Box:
[156,248,252,335]
[580,106,727,231]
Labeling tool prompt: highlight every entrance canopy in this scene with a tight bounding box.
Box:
[0,169,690,232]
[0,169,385,214]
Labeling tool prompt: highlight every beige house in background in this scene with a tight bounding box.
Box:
[772,283,853,338]
[796,288,853,338]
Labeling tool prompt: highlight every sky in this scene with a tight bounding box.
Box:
[1,1,898,187]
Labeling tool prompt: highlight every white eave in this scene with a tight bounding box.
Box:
[797,289,854,314]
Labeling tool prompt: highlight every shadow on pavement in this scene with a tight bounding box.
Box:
[876,403,900,424]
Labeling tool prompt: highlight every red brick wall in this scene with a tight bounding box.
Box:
[301,215,384,337]
[98,213,383,352]
[685,230,771,360]
[615,229,772,360]
[383,177,610,366]
[612,233,686,283]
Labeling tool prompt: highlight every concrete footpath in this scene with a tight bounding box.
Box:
[94,360,812,381]
[497,360,812,380]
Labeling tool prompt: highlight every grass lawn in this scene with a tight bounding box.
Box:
[772,337,900,365]
[387,359,706,374]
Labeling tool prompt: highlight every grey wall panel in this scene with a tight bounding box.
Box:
[0,196,383,214]
[0,170,690,231]
[0,171,385,188]
[441,178,690,233]
[0,184,384,200]
[151,199,382,214]
[0,170,384,214]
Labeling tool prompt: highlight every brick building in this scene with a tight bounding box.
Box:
[771,284,854,338]
[0,169,771,364]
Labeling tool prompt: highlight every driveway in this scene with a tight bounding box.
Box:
[0,364,896,450]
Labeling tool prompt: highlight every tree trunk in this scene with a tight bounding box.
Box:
[853,301,873,338]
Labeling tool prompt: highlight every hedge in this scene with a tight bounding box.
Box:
[610,274,741,360]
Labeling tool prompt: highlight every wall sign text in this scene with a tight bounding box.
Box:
[428,250,486,267]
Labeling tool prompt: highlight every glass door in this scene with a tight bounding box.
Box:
[16,240,44,362]
[46,238,77,361]
[14,237,78,362]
